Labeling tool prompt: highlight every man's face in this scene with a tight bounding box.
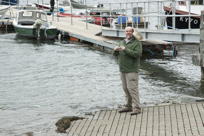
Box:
[125,28,133,39]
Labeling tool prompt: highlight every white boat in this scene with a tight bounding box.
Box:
[13,10,59,40]
[163,0,203,29]
[0,5,10,17]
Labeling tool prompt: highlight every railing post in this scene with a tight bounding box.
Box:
[120,3,122,29]
[125,2,127,28]
[172,0,176,29]
[188,0,191,30]
[157,1,159,30]
[71,5,73,25]
[131,2,133,28]
[200,11,204,83]
[85,0,88,29]
[56,0,59,22]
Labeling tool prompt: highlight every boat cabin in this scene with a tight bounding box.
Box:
[17,10,47,26]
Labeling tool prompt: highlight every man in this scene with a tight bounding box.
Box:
[113,26,142,115]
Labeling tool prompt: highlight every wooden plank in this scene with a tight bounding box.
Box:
[140,107,148,136]
[174,104,186,136]
[170,104,179,136]
[152,106,159,136]
[85,110,103,136]
[180,104,192,136]
[91,110,107,136]
[146,107,153,136]
[134,108,143,136]
[164,105,172,136]
[94,110,102,120]
[97,110,111,136]
[127,112,137,136]
[108,110,121,136]
[196,103,204,135]
[67,120,77,136]
[191,103,204,135]
[186,104,199,136]
[114,111,126,136]
[120,112,131,136]
[96,124,107,136]
[67,119,83,136]
[102,110,117,136]
[159,106,165,136]
[80,115,95,136]
[73,119,88,135]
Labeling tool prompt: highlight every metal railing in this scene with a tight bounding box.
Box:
[52,0,202,30]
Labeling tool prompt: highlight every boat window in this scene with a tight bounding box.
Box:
[41,14,46,21]
[191,0,203,5]
[22,11,33,17]
[36,12,46,21]
[178,1,186,5]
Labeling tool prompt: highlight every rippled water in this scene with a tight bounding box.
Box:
[0,33,203,135]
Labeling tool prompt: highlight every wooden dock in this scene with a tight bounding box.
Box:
[66,102,204,136]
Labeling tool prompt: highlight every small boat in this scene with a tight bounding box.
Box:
[70,0,95,9]
[13,10,59,40]
[89,8,123,26]
[163,0,203,29]
[142,40,177,58]
[34,3,51,10]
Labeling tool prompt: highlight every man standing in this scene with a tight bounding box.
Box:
[113,27,142,115]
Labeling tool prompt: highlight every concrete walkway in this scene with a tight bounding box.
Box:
[67,102,204,136]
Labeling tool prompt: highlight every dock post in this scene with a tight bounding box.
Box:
[202,67,204,82]
[200,11,204,87]
[193,10,204,89]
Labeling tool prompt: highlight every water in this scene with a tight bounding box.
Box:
[1,0,202,135]
[0,33,203,135]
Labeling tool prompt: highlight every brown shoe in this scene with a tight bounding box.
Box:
[130,108,141,115]
[118,107,132,113]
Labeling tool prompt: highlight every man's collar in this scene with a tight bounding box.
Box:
[124,36,135,44]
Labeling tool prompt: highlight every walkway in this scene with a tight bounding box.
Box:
[67,102,204,136]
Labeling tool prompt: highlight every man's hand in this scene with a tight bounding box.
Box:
[114,46,125,51]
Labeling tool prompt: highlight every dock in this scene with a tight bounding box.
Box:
[66,102,204,136]
[48,16,118,51]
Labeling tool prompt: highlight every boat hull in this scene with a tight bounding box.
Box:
[14,26,59,40]
[164,6,200,29]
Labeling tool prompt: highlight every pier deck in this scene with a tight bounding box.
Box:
[66,102,204,136]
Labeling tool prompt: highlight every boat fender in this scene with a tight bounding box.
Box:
[33,19,43,39]
[59,8,64,13]
[33,19,42,28]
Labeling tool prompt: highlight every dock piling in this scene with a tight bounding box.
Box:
[200,10,204,86]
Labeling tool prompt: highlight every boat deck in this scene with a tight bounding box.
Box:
[66,102,204,136]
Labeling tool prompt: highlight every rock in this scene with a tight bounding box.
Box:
[55,116,84,133]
